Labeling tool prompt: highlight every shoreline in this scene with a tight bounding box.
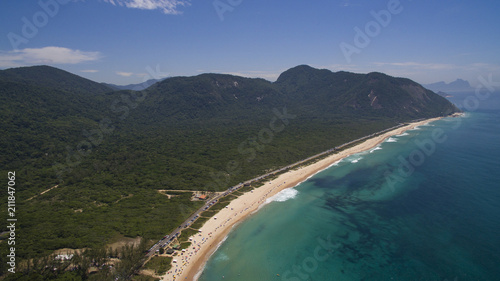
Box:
[161,117,443,281]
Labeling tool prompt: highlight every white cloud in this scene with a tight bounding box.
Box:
[371,61,500,74]
[372,62,455,70]
[339,0,362,8]
[322,63,368,73]
[116,71,134,77]
[103,0,191,14]
[467,63,500,73]
[0,46,101,68]
[115,71,170,79]
[81,69,99,73]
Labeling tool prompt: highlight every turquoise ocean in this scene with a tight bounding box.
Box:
[199,93,500,281]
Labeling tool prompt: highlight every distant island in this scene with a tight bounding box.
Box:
[0,64,460,279]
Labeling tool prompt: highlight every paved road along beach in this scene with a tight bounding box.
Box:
[162,117,442,281]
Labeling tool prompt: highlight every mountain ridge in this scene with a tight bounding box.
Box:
[0,64,460,265]
[0,65,113,95]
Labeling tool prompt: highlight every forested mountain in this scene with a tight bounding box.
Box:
[0,65,459,270]
[275,65,458,118]
[0,65,112,95]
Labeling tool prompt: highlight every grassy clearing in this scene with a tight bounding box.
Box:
[179,242,191,250]
[144,256,172,276]
[178,228,199,243]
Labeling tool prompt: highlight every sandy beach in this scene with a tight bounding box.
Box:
[161,117,442,281]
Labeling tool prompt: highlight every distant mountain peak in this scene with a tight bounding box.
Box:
[102,78,166,91]
[424,78,473,93]
[275,64,331,84]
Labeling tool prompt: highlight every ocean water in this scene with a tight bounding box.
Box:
[199,98,500,281]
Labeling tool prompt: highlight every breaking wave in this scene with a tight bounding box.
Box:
[266,188,298,203]
[350,156,363,163]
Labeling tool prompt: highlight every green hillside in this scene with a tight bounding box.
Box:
[0,65,459,276]
[0,65,112,95]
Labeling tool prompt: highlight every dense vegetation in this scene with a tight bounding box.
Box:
[144,256,172,276]
[0,65,459,277]
[3,239,149,281]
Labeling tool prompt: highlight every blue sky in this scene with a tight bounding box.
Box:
[1,0,499,86]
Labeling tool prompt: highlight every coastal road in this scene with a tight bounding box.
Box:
[145,191,231,257]
[145,122,409,257]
